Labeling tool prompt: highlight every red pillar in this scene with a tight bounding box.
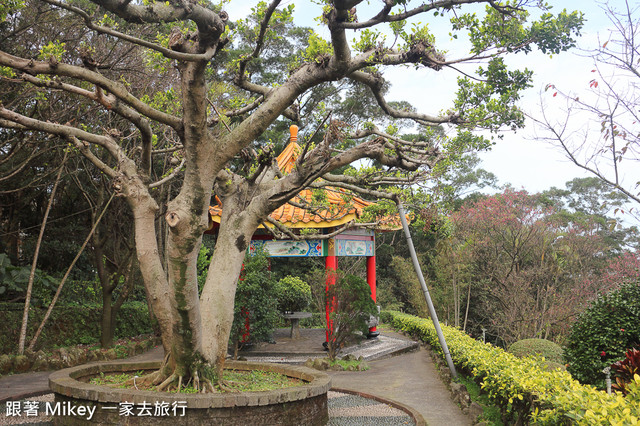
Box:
[367,255,380,338]
[325,255,338,342]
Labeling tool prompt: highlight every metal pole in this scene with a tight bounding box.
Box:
[397,200,457,378]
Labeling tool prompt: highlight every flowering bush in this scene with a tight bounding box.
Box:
[382,311,640,424]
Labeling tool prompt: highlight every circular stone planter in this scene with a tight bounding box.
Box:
[49,360,331,425]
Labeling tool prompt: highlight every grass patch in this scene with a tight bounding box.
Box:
[223,369,302,392]
[90,371,145,386]
[330,359,368,371]
[89,369,303,393]
[456,374,504,425]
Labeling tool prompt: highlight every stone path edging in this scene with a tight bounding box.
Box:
[331,387,426,426]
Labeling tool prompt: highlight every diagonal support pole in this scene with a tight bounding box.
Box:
[396,199,457,378]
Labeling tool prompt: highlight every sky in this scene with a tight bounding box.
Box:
[226,1,635,196]
[468,1,626,193]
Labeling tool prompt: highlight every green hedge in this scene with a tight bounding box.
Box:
[0,302,153,354]
[382,311,640,425]
[508,339,564,364]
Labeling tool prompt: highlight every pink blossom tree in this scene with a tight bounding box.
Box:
[450,189,607,344]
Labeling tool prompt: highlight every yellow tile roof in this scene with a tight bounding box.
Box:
[208,125,400,230]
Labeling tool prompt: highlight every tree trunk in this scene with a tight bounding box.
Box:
[94,232,115,348]
[3,199,21,264]
[101,296,115,348]
[452,268,459,328]
[200,195,259,378]
[129,196,174,354]
[18,154,66,354]
[463,283,471,332]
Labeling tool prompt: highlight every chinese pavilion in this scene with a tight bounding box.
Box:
[207,125,399,340]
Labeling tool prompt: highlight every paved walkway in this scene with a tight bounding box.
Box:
[238,327,420,363]
[0,347,162,403]
[0,328,471,425]
[329,346,470,425]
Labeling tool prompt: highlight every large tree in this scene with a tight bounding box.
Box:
[0,0,582,390]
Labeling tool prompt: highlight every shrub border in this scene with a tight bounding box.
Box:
[382,311,640,425]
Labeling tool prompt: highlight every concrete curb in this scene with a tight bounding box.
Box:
[49,360,331,408]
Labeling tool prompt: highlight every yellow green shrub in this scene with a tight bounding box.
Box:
[382,311,640,425]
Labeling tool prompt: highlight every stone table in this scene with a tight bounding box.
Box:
[282,312,313,339]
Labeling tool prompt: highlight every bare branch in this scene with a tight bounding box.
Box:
[299,110,332,164]
[337,0,512,30]
[20,73,154,171]
[208,97,264,127]
[349,71,460,125]
[235,0,282,85]
[152,145,184,155]
[208,99,232,133]
[0,51,182,129]
[41,0,221,62]
[0,107,120,156]
[149,158,186,189]
[0,149,39,183]
[264,216,362,241]
[529,104,640,205]
[0,118,27,130]
[68,136,117,178]
[310,177,398,201]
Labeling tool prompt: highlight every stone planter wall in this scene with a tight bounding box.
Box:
[49,360,330,425]
[0,336,158,375]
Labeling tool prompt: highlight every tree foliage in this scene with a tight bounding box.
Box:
[326,273,377,361]
[449,189,608,345]
[564,276,640,388]
[229,248,278,358]
[0,253,58,304]
[0,0,584,389]
[274,275,311,313]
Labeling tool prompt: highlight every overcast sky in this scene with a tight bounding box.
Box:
[227,1,633,195]
[473,1,622,193]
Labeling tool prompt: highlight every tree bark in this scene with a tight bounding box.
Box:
[101,295,114,348]
[200,193,260,377]
[128,193,174,353]
[463,283,471,332]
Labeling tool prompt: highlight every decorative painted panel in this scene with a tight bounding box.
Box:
[336,239,374,257]
[337,229,375,237]
[250,239,324,257]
